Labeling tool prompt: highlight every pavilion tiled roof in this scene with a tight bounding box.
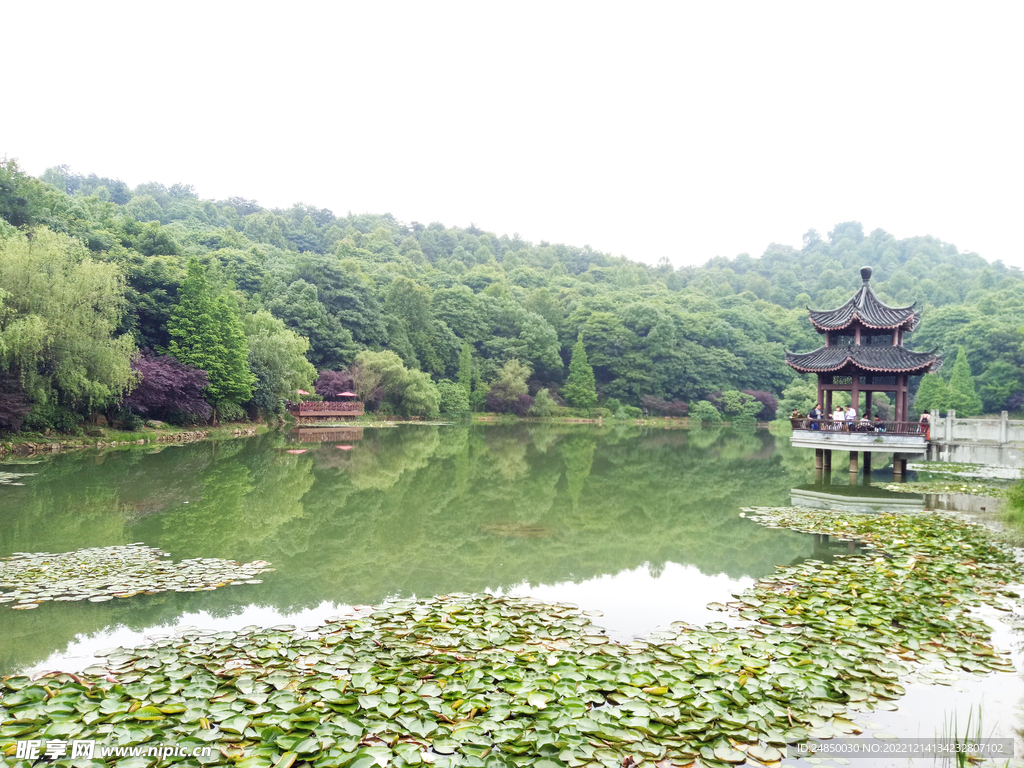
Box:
[807,267,918,332]
[785,345,943,374]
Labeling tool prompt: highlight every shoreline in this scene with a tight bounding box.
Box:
[0,424,267,458]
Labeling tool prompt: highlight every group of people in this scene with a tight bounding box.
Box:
[792,405,885,432]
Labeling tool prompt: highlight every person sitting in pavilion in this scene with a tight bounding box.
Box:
[808,403,822,429]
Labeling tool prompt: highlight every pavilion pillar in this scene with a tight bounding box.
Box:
[894,376,904,421]
[863,451,871,475]
[817,375,824,411]
[825,389,833,414]
[851,377,860,420]
[865,391,873,420]
[814,448,823,470]
[849,451,858,475]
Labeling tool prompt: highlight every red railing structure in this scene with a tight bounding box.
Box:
[287,401,364,416]
[790,418,927,436]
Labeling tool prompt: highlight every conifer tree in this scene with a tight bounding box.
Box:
[458,341,473,401]
[168,259,219,377]
[168,258,254,420]
[946,345,983,416]
[211,293,255,407]
[913,373,949,414]
[563,334,597,409]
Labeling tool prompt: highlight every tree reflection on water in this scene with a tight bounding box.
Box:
[0,424,815,672]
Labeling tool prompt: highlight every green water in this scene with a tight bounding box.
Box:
[0,424,826,674]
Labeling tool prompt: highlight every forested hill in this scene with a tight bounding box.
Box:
[2,158,1023,424]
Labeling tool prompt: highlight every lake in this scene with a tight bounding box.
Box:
[1,423,1021,763]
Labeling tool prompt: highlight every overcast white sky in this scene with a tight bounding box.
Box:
[4,2,1022,267]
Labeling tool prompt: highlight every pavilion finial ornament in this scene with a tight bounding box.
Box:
[860,266,872,284]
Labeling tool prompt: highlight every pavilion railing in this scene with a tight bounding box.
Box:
[790,419,927,436]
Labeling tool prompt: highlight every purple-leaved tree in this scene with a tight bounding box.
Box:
[122,352,211,422]
[0,372,31,433]
[314,370,355,400]
[742,390,778,421]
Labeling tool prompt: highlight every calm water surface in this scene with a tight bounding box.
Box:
[1,423,1021,762]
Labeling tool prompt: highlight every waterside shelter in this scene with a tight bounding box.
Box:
[785,267,942,477]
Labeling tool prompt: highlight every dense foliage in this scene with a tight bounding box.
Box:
[2,156,1023,431]
[121,352,212,423]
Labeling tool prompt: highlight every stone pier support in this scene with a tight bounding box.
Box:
[893,453,904,480]
[863,451,871,475]
[814,448,823,470]
[849,451,858,475]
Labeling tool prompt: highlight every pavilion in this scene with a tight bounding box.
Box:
[784,266,942,477]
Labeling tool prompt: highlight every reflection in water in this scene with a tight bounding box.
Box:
[0,424,818,673]
[791,482,926,513]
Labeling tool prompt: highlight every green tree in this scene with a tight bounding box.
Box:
[487,359,531,412]
[976,360,1023,413]
[211,294,255,408]
[168,259,255,419]
[946,345,983,416]
[913,373,949,414]
[716,390,763,420]
[0,228,137,411]
[168,258,218,370]
[563,334,597,409]
[266,280,357,369]
[689,400,723,425]
[529,388,558,417]
[457,341,473,401]
[352,350,439,418]
[292,253,388,347]
[776,379,817,419]
[437,379,470,416]
[244,310,317,399]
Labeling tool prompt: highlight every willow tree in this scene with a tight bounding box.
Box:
[0,227,137,412]
[244,310,317,399]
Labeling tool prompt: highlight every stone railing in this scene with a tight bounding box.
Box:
[929,410,1024,444]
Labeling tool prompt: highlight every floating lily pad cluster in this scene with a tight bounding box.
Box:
[1,509,1020,768]
[880,480,1010,498]
[739,508,1019,682]
[0,545,273,610]
[0,471,35,486]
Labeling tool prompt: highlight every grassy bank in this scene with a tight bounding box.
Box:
[0,423,270,458]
